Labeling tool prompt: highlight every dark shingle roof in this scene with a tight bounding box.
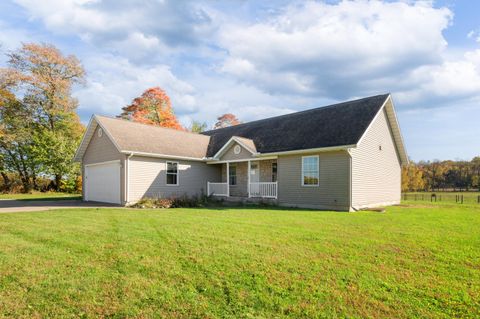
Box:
[202,94,389,157]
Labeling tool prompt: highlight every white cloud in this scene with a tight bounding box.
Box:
[5,0,480,159]
[467,29,480,43]
[75,54,197,118]
[218,1,457,102]
[0,19,30,54]
[13,0,214,61]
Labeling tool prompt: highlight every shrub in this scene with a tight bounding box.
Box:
[130,194,211,209]
[131,198,174,209]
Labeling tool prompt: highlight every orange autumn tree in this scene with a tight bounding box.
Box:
[119,87,183,130]
[213,113,241,129]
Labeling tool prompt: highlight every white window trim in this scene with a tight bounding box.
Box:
[166,161,179,186]
[301,155,319,187]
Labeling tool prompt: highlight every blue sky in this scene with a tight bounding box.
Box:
[1,0,479,162]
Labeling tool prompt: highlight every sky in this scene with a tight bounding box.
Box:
[0,0,479,162]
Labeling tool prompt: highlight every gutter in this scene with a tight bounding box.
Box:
[257,144,357,157]
[205,144,357,162]
[120,151,205,162]
[125,153,133,205]
[346,148,360,212]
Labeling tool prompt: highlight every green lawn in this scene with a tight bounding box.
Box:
[0,191,81,201]
[0,204,479,318]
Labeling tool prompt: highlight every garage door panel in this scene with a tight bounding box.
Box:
[85,161,121,204]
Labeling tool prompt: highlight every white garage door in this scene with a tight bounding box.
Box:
[85,160,121,204]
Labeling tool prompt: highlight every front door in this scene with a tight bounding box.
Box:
[250,161,260,196]
[250,161,259,183]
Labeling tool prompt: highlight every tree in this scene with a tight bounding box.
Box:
[30,114,84,189]
[0,43,85,191]
[119,87,183,130]
[402,162,425,192]
[472,157,480,190]
[189,120,207,133]
[0,88,38,192]
[213,113,240,129]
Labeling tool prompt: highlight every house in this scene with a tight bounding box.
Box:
[73,93,408,211]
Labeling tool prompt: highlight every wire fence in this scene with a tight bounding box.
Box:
[402,193,480,204]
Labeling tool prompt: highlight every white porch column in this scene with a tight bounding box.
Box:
[226,163,230,197]
[247,160,251,198]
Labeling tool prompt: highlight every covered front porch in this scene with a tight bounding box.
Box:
[207,159,278,199]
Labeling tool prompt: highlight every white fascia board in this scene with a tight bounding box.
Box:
[356,95,390,147]
[258,145,356,157]
[206,155,278,164]
[385,96,409,165]
[73,115,96,162]
[212,136,257,159]
[355,94,408,165]
[120,151,205,162]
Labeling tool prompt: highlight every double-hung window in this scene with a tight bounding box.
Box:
[166,161,178,185]
[229,164,237,186]
[302,156,319,186]
[272,162,278,182]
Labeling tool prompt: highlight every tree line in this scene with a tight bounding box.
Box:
[0,43,242,193]
[402,157,480,192]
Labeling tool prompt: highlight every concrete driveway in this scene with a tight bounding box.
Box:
[0,199,120,213]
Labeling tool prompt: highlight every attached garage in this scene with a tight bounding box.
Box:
[84,160,121,204]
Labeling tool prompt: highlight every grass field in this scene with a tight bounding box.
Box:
[0,192,81,201]
[0,204,479,318]
[403,191,480,205]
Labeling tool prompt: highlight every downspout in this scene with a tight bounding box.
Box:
[347,149,359,212]
[125,153,133,205]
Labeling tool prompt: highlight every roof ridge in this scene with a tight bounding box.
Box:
[94,115,210,140]
[202,93,389,135]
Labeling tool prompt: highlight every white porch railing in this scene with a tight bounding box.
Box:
[207,182,229,196]
[249,182,278,199]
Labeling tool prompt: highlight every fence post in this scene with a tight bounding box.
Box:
[478,195,480,204]
[415,194,417,201]
[461,195,464,204]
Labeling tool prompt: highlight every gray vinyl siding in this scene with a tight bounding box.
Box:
[127,156,222,203]
[350,108,401,208]
[82,126,126,204]
[221,142,254,161]
[83,126,123,165]
[277,151,350,210]
[259,160,276,182]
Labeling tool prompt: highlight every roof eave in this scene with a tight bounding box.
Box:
[211,136,257,160]
[120,150,206,162]
[73,115,123,162]
[256,144,357,157]
[73,115,96,162]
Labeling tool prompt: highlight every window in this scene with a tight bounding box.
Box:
[166,161,178,185]
[97,128,103,137]
[229,164,237,186]
[272,162,277,182]
[302,156,319,186]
